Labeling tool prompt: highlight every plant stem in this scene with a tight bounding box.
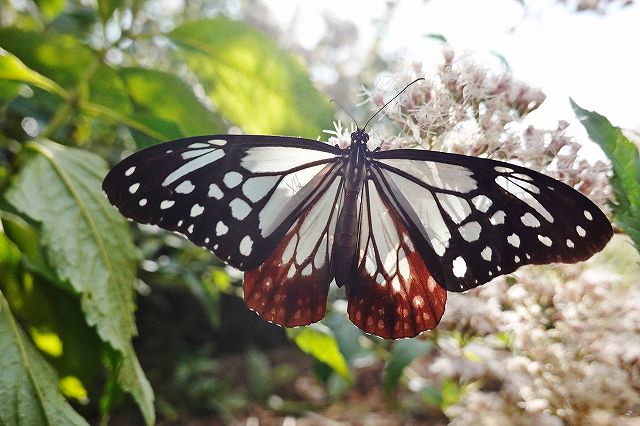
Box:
[40,59,101,141]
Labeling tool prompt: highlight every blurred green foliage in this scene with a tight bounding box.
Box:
[572,100,640,250]
[0,0,347,423]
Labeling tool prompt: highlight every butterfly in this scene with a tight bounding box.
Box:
[102,81,613,339]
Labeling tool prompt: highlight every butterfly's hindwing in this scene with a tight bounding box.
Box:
[346,178,447,338]
[370,149,613,292]
[244,176,344,327]
[102,135,342,270]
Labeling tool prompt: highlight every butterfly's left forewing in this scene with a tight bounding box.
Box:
[102,135,342,270]
[370,149,613,292]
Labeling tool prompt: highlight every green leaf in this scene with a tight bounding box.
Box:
[0,79,22,103]
[33,0,67,20]
[287,324,351,381]
[0,211,65,288]
[97,0,123,24]
[0,49,67,98]
[383,339,432,393]
[168,17,333,138]
[0,29,93,90]
[5,140,154,424]
[0,289,88,426]
[571,99,640,249]
[120,67,222,137]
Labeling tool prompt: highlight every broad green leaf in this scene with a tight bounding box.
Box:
[287,324,351,381]
[0,289,88,426]
[0,29,93,89]
[0,79,22,103]
[168,17,333,138]
[120,67,222,136]
[383,339,432,393]
[33,0,67,20]
[0,49,67,98]
[1,211,65,288]
[5,140,154,424]
[0,29,132,115]
[571,100,640,249]
[97,0,124,24]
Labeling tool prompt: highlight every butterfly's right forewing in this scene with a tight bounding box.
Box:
[102,135,342,270]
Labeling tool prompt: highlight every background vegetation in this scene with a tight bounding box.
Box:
[0,0,638,424]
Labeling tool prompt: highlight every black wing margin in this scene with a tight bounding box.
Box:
[369,149,613,292]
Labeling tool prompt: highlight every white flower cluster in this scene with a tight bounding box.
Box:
[364,47,612,212]
[425,260,640,425]
[350,48,636,424]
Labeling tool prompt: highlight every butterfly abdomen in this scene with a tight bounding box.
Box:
[333,146,367,287]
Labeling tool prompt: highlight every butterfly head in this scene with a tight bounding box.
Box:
[351,128,369,146]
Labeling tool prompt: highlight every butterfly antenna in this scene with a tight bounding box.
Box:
[330,99,359,129]
[362,77,425,130]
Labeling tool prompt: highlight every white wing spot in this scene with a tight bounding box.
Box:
[437,194,471,224]
[213,244,218,250]
[496,176,553,222]
[129,183,140,194]
[177,220,183,227]
[538,235,552,246]
[584,210,593,221]
[287,264,296,278]
[208,139,227,146]
[459,221,482,242]
[239,235,253,256]
[175,180,195,194]
[521,212,540,228]
[282,234,297,264]
[208,183,223,199]
[567,239,575,248]
[512,173,533,182]
[507,233,520,248]
[495,166,514,173]
[190,203,204,217]
[189,142,213,148]
[398,255,410,278]
[526,253,531,259]
[243,176,278,203]
[215,221,228,236]
[160,200,175,209]
[223,171,243,189]
[229,198,251,220]
[163,150,224,185]
[576,225,586,237]
[391,276,401,292]
[497,265,502,271]
[481,246,492,261]
[413,296,424,308]
[471,195,493,213]
[187,224,194,234]
[138,198,147,206]
[376,273,385,285]
[125,166,136,176]
[514,255,520,263]
[301,264,313,276]
[427,276,437,291]
[452,256,467,278]
[490,210,506,225]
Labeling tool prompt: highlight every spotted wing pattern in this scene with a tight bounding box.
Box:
[346,179,447,338]
[370,149,613,292]
[102,135,342,270]
[244,178,343,327]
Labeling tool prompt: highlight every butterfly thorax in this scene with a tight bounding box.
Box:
[332,130,369,287]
